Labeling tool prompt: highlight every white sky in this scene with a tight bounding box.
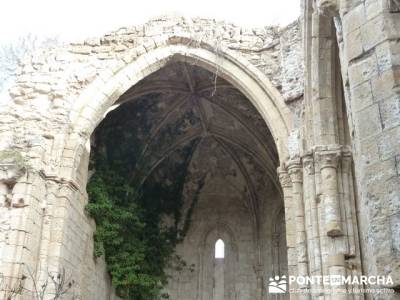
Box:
[0,0,300,44]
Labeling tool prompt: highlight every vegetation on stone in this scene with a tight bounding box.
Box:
[86,98,198,299]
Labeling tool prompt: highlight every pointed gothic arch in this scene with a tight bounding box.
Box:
[67,35,293,163]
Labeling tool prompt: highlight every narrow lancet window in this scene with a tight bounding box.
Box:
[215,239,225,259]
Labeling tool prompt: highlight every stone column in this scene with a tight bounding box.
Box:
[338,151,363,298]
[287,159,310,299]
[337,0,400,288]
[272,232,280,276]
[315,148,348,299]
[316,148,343,237]
[255,265,264,300]
[278,165,303,300]
[327,253,347,300]
[340,151,357,257]
[302,154,324,297]
[277,166,297,279]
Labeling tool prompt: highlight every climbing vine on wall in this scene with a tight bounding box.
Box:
[85,96,200,299]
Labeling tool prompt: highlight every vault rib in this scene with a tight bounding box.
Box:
[200,95,278,165]
[209,129,279,188]
[196,84,235,94]
[213,136,258,216]
[139,94,189,158]
[136,130,203,186]
[213,136,262,265]
[117,81,190,104]
[183,63,195,93]
[192,96,208,134]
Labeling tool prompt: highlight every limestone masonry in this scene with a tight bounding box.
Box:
[0,0,399,299]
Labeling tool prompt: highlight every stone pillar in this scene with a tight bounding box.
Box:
[287,159,310,299]
[302,154,324,297]
[338,150,363,297]
[272,232,280,276]
[338,0,400,289]
[278,166,297,280]
[316,148,343,237]
[327,253,347,300]
[278,165,301,299]
[315,147,348,299]
[255,265,264,300]
[340,151,357,257]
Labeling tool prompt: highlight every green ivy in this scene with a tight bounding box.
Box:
[85,98,199,299]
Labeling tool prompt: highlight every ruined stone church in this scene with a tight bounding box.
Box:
[0,0,399,299]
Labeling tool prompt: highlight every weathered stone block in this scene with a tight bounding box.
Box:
[364,157,398,193]
[365,0,384,20]
[390,213,400,253]
[348,54,378,87]
[360,15,386,52]
[350,80,373,112]
[354,104,382,137]
[344,28,363,61]
[342,4,366,34]
[367,216,392,256]
[375,41,396,73]
[371,68,399,101]
[376,126,400,160]
[378,95,400,130]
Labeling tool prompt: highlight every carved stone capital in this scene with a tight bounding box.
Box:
[277,166,292,188]
[315,0,339,16]
[287,159,303,183]
[316,150,341,171]
[302,153,315,176]
[341,150,353,172]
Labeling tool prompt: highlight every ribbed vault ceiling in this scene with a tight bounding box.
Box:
[98,61,280,223]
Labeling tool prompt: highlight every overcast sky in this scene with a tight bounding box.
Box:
[0,0,300,44]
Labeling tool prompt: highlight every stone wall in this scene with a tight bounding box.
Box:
[302,0,400,298]
[163,139,286,299]
[0,15,303,155]
[0,15,302,299]
[337,0,400,289]
[0,5,398,299]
